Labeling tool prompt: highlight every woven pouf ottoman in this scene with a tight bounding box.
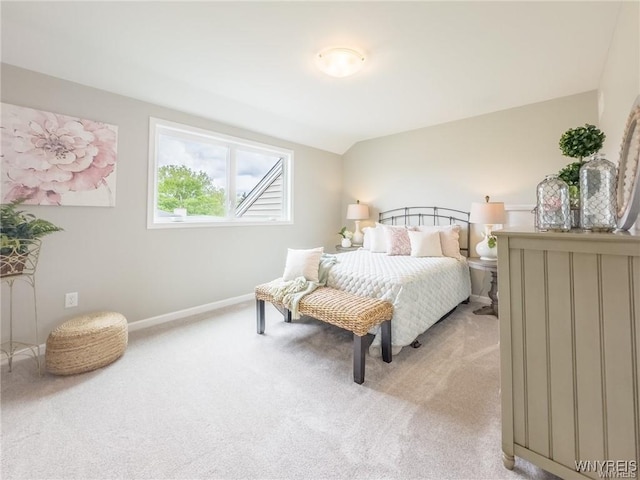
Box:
[46,311,128,375]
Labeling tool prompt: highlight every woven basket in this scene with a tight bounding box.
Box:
[0,239,41,277]
[0,253,29,276]
[45,311,128,376]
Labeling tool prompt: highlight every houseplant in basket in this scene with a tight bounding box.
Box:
[0,200,63,276]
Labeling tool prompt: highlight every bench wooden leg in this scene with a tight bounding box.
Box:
[256,299,265,334]
[353,334,366,384]
[381,320,392,363]
[284,308,292,323]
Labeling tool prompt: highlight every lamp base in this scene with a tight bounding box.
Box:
[352,220,364,245]
[476,225,497,261]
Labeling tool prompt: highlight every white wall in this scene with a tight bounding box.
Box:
[1,64,342,344]
[598,0,640,163]
[342,92,598,296]
[343,92,597,213]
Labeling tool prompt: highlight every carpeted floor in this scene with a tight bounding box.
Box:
[1,301,560,480]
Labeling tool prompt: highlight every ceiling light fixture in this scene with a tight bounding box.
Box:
[316,47,365,78]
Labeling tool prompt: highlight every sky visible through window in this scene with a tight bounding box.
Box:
[158,134,279,199]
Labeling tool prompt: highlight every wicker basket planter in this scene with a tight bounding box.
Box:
[0,253,29,276]
[0,239,41,278]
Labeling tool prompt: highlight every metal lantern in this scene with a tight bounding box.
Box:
[536,174,571,232]
[580,153,617,232]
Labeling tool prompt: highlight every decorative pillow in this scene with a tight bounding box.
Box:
[362,226,372,250]
[282,247,324,282]
[368,226,388,253]
[382,225,413,256]
[416,225,462,259]
[407,230,443,257]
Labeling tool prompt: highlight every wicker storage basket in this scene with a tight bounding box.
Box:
[45,311,128,375]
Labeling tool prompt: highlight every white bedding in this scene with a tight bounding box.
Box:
[326,249,471,354]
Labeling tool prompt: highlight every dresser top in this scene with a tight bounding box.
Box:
[493,226,640,242]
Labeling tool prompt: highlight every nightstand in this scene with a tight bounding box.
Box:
[335,244,360,253]
[467,257,498,317]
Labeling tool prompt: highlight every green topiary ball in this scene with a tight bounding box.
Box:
[559,124,605,159]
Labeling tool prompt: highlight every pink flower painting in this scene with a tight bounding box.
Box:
[1,103,118,206]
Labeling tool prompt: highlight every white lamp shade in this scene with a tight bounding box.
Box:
[346,203,370,220]
[469,201,506,225]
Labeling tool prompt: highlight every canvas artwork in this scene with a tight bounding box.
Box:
[1,103,118,206]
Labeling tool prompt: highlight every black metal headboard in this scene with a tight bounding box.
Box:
[378,206,471,257]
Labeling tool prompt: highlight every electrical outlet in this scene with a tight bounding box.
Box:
[65,292,78,308]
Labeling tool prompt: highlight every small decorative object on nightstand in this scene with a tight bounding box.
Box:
[338,226,353,248]
[467,257,498,317]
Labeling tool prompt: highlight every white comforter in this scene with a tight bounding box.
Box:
[326,250,471,354]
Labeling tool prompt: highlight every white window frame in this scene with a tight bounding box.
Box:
[147,118,293,229]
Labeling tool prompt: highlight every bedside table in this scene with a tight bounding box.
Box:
[335,244,360,253]
[467,257,498,317]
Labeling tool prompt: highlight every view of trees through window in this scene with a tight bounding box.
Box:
[157,165,225,216]
[156,133,280,219]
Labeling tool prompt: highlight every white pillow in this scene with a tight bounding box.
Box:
[416,225,462,259]
[362,226,372,250]
[368,226,388,253]
[282,247,324,282]
[408,230,443,257]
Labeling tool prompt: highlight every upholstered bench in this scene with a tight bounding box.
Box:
[45,311,128,376]
[255,283,393,384]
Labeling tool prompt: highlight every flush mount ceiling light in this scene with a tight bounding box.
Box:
[316,47,365,78]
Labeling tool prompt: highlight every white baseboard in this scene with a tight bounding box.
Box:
[127,293,254,332]
[470,294,490,305]
[5,292,489,369]
[2,293,254,367]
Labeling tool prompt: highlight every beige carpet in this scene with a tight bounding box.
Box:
[1,301,560,480]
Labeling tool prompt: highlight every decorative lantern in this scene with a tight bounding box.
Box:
[536,174,571,232]
[579,153,617,232]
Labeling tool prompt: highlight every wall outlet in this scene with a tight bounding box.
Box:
[65,292,78,308]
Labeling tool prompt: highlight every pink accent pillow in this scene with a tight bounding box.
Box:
[383,225,413,256]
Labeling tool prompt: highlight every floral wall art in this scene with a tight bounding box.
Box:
[1,103,118,206]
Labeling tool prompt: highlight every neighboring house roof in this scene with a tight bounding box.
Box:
[235,158,284,218]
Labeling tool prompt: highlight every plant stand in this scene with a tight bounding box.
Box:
[1,239,41,375]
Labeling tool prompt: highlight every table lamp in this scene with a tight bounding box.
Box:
[346,200,369,245]
[469,196,506,261]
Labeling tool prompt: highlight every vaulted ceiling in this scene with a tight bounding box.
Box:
[1,1,623,154]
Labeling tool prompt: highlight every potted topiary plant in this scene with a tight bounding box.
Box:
[558,123,606,207]
[0,200,63,276]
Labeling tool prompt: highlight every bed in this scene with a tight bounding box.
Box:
[326,206,472,355]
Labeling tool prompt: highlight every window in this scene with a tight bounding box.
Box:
[148,118,293,228]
